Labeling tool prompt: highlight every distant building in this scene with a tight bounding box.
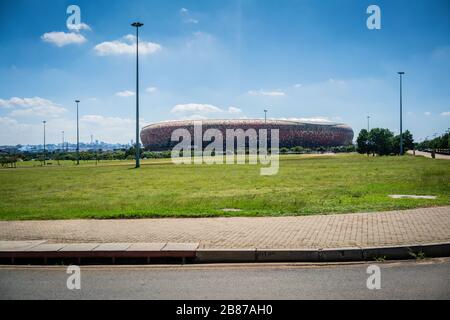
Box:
[140,119,354,151]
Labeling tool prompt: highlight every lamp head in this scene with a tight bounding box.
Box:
[131,22,144,27]
[398,72,405,75]
[75,100,80,103]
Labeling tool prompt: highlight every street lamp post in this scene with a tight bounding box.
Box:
[43,121,47,166]
[264,109,268,124]
[61,131,65,151]
[367,116,370,131]
[132,21,144,169]
[75,100,80,165]
[398,72,405,155]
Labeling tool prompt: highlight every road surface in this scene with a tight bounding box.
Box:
[1,258,449,299]
[407,150,450,160]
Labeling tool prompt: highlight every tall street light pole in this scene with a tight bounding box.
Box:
[367,116,370,131]
[43,121,47,166]
[75,100,80,165]
[62,131,65,151]
[132,21,143,169]
[398,72,405,155]
[264,109,268,124]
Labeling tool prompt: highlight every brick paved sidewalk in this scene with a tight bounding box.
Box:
[0,206,449,249]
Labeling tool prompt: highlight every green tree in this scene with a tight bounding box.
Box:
[291,146,304,153]
[368,128,395,156]
[393,130,414,155]
[356,129,370,155]
[125,146,143,159]
[345,144,356,153]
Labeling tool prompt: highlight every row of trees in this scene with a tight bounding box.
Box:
[0,155,18,168]
[2,144,359,166]
[6,129,447,165]
[356,128,414,156]
[0,147,173,166]
[416,132,449,151]
[280,145,356,154]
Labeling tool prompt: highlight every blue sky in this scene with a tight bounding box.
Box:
[0,0,449,145]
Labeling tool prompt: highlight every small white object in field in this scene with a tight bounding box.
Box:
[389,195,437,199]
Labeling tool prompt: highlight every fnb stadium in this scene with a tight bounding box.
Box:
[140,119,354,151]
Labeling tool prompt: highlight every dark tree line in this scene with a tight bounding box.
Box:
[416,133,449,151]
[0,147,173,167]
[356,128,414,156]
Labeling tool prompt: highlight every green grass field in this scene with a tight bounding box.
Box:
[0,154,448,220]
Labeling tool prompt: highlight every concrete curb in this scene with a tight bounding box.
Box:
[195,243,450,263]
[0,241,449,264]
[0,242,199,265]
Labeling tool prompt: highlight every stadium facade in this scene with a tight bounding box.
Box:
[140,119,354,151]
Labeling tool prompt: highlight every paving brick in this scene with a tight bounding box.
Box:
[0,206,449,250]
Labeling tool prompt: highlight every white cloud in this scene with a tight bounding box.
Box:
[41,32,86,47]
[424,112,431,116]
[170,104,244,120]
[293,83,303,88]
[228,106,242,114]
[171,103,223,114]
[67,23,91,32]
[186,18,199,24]
[328,78,347,85]
[124,34,137,42]
[0,97,67,118]
[0,116,19,126]
[0,99,9,108]
[248,89,286,97]
[0,97,56,108]
[115,90,135,97]
[81,115,134,126]
[0,117,31,145]
[9,105,67,118]
[79,115,143,143]
[94,35,162,56]
[146,86,158,93]
[440,111,450,116]
[180,7,199,24]
[0,114,144,145]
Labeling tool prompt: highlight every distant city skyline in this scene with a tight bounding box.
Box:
[1,140,131,153]
[0,0,449,145]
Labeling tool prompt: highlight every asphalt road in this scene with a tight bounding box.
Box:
[0,258,449,299]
